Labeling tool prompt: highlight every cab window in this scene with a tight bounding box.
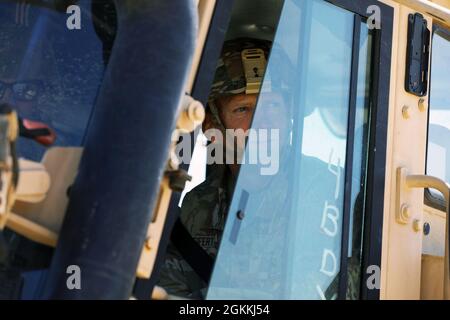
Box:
[207,0,376,300]
[0,0,116,298]
[0,1,114,161]
[426,28,450,202]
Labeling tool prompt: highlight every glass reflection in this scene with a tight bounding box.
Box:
[0,1,105,161]
[207,0,354,300]
[427,31,450,185]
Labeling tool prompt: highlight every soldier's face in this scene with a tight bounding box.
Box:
[217,93,257,132]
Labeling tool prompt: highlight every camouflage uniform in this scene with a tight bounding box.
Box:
[157,164,233,298]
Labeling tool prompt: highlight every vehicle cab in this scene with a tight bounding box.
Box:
[0,0,449,300]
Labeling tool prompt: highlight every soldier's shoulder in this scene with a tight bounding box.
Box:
[184,176,216,199]
[181,179,220,217]
[182,165,226,209]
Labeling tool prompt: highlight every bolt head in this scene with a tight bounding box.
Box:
[423,222,431,236]
[402,105,411,119]
[413,219,422,232]
[418,98,427,112]
[237,210,245,220]
[145,237,152,250]
[189,101,205,123]
[400,204,411,221]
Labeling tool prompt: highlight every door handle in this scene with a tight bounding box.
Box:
[396,167,450,299]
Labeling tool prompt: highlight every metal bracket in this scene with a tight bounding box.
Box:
[396,167,411,224]
[405,13,430,97]
[136,95,202,280]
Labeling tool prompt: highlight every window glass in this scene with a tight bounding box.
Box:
[427,30,450,187]
[0,0,115,289]
[0,0,111,161]
[207,0,357,300]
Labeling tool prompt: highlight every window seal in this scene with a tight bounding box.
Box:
[338,14,362,300]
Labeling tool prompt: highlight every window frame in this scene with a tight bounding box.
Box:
[424,24,450,212]
[324,0,394,300]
